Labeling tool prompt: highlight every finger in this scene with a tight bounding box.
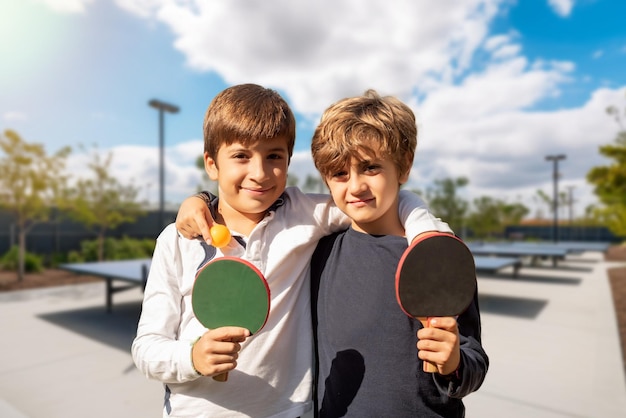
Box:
[209,349,241,363]
[195,209,213,243]
[209,326,251,342]
[175,221,195,239]
[417,337,448,353]
[428,317,458,332]
[208,340,243,356]
[417,327,458,346]
[209,361,238,377]
[195,353,239,377]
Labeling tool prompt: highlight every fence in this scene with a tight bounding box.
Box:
[0,209,177,258]
[504,225,623,243]
[2,209,623,260]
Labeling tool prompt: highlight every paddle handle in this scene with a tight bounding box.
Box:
[418,317,438,373]
[213,372,228,382]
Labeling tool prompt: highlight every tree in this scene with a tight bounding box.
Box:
[424,177,469,234]
[466,197,529,239]
[586,95,626,236]
[534,189,570,220]
[62,148,144,261]
[465,196,501,239]
[533,189,551,219]
[0,130,71,280]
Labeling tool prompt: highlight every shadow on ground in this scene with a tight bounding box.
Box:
[478,294,548,319]
[479,273,582,285]
[38,301,142,353]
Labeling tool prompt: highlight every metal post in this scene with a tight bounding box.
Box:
[566,185,575,224]
[148,99,179,229]
[545,154,566,243]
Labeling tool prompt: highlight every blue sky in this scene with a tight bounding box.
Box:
[1,0,625,218]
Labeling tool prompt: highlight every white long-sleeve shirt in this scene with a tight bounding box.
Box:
[132,187,452,418]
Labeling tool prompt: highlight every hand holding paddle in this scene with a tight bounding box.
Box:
[192,257,270,381]
[191,327,250,380]
[395,233,476,373]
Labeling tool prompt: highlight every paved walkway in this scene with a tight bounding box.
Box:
[465,251,626,417]
[0,251,624,417]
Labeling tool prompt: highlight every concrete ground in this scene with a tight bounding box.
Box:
[0,250,625,417]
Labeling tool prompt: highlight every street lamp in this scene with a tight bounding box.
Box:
[148,99,180,229]
[545,154,566,243]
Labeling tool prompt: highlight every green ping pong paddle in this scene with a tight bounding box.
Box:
[192,256,270,381]
[395,233,476,373]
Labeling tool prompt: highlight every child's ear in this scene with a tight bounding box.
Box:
[204,152,219,181]
[398,157,412,185]
[399,169,410,185]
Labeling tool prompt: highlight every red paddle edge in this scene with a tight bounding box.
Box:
[193,256,271,333]
[394,232,471,318]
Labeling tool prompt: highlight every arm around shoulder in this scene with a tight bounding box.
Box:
[397,189,453,242]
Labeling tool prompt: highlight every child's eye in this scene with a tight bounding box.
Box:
[233,153,249,159]
[364,164,381,173]
[267,153,284,160]
[331,171,348,179]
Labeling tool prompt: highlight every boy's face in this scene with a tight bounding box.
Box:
[205,136,290,223]
[325,150,409,236]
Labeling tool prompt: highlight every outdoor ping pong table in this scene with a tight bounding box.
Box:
[507,241,611,255]
[59,258,151,313]
[468,243,568,267]
[474,256,522,277]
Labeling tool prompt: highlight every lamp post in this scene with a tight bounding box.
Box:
[545,154,566,243]
[148,99,179,229]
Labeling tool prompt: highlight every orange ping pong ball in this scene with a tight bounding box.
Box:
[209,224,231,248]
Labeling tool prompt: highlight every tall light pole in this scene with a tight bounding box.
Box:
[545,154,566,242]
[566,185,576,224]
[148,99,179,229]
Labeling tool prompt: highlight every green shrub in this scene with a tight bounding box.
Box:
[0,246,44,273]
[48,252,69,268]
[70,236,155,262]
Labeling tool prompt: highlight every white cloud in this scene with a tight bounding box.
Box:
[114,0,162,19]
[547,0,574,17]
[592,50,604,59]
[2,111,27,122]
[93,0,622,220]
[116,0,506,115]
[33,0,94,13]
[410,86,624,215]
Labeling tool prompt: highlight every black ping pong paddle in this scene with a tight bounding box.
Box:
[395,233,476,372]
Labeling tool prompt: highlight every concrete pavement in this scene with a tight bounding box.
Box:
[465,251,626,417]
[1,250,625,417]
[0,284,162,418]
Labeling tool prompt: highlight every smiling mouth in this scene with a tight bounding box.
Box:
[348,197,374,205]
[242,186,272,194]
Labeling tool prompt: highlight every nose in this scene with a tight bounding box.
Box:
[347,171,366,194]
[249,157,269,182]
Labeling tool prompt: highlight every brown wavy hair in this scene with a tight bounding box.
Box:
[311,89,417,182]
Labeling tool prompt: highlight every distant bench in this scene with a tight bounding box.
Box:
[60,258,152,313]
